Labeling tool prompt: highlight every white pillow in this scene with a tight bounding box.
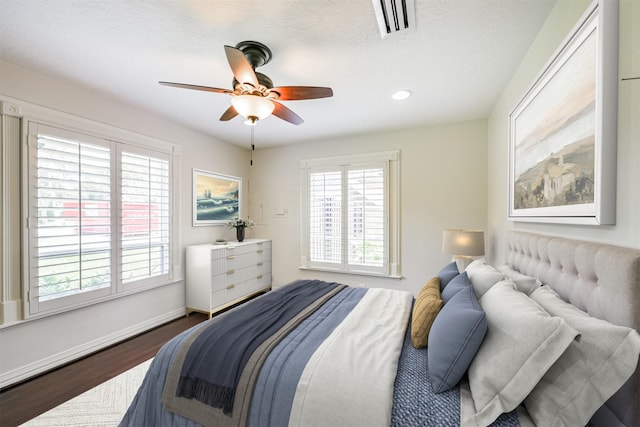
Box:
[467,281,579,426]
[497,264,542,295]
[525,285,640,427]
[465,259,504,299]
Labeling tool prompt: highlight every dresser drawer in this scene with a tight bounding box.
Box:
[211,247,271,271]
[235,248,271,268]
[211,241,269,260]
[254,271,271,289]
[212,264,258,288]
[254,259,271,276]
[211,273,271,309]
[211,253,253,272]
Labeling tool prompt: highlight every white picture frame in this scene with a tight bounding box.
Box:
[508,0,618,225]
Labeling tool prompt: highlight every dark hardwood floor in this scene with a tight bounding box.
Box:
[0,312,207,427]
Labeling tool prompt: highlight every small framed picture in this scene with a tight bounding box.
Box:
[192,169,242,226]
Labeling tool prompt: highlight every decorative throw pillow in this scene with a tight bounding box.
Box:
[441,271,471,304]
[437,261,459,289]
[464,260,504,299]
[428,285,487,393]
[525,285,640,427]
[466,281,579,427]
[410,277,443,348]
[497,264,542,295]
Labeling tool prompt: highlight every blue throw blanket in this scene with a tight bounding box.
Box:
[176,279,344,415]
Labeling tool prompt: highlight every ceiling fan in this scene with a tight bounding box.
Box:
[159,41,333,126]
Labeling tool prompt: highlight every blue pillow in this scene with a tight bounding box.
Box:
[437,261,459,288]
[428,285,487,393]
[441,271,471,304]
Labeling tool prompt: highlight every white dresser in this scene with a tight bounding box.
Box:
[185,239,272,317]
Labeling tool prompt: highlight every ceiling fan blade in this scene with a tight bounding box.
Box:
[159,81,231,94]
[224,45,259,88]
[269,86,333,101]
[219,105,238,121]
[271,101,303,125]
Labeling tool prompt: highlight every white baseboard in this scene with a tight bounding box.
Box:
[0,308,185,389]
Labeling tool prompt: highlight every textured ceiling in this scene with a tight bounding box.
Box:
[0,0,556,148]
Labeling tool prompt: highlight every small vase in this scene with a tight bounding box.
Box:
[236,227,245,242]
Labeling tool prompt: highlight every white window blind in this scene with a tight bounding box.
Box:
[301,151,399,277]
[347,167,385,267]
[29,125,114,313]
[120,150,170,285]
[26,122,174,317]
[309,170,342,264]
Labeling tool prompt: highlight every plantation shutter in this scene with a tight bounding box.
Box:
[305,159,388,275]
[28,123,114,314]
[347,166,385,268]
[309,169,342,265]
[119,149,170,286]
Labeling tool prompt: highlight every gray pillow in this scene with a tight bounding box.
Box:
[464,259,504,299]
[428,285,487,393]
[437,261,460,288]
[467,281,579,426]
[441,271,471,304]
[525,285,640,427]
[497,264,542,295]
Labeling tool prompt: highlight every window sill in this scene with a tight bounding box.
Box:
[298,266,402,279]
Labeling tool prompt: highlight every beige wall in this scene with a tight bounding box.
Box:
[487,0,640,263]
[248,120,488,297]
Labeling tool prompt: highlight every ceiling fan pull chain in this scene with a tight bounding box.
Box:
[250,126,255,166]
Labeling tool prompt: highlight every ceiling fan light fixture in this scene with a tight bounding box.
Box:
[231,95,275,122]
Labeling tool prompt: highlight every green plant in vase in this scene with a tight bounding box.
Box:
[227,217,254,242]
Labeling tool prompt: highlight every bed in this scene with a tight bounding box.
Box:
[120,232,640,427]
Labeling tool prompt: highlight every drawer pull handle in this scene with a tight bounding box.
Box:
[227,269,235,275]
[257,242,263,245]
[227,284,235,290]
[257,250,263,253]
[257,275,263,279]
[257,262,263,266]
[227,255,236,260]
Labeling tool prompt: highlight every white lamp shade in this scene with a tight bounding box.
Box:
[442,229,485,257]
[231,95,275,120]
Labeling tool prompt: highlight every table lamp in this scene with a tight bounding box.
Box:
[442,229,485,271]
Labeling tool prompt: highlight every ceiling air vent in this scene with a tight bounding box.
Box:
[372,0,415,38]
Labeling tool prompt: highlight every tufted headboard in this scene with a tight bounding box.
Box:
[506,231,640,426]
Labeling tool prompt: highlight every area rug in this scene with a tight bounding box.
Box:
[21,358,152,426]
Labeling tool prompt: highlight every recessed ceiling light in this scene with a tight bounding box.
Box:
[392,90,411,100]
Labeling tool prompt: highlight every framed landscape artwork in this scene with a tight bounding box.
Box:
[508,0,618,225]
[192,169,242,226]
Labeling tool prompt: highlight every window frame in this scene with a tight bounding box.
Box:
[22,119,179,319]
[299,150,401,278]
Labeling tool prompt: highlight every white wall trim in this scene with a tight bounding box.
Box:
[0,95,178,155]
[0,308,184,389]
[1,113,23,324]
